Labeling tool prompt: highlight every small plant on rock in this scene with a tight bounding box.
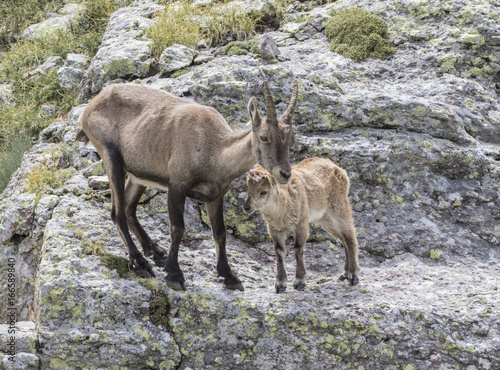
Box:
[223,39,259,56]
[25,148,76,202]
[324,8,396,61]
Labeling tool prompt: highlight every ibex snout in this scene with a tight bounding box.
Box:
[272,165,292,185]
[243,196,254,214]
[279,169,291,182]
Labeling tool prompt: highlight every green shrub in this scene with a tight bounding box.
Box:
[324,8,396,61]
[202,1,259,47]
[27,71,77,113]
[72,0,131,56]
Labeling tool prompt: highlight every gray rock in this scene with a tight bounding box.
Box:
[0,84,13,104]
[259,34,281,60]
[159,44,198,74]
[39,122,66,143]
[193,53,214,65]
[28,56,63,76]
[88,175,110,190]
[247,0,277,25]
[57,67,85,93]
[65,53,89,69]
[39,105,57,117]
[22,3,85,40]
[82,1,162,98]
[1,353,39,370]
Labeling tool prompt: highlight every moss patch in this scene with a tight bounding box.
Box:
[223,39,259,56]
[100,253,132,278]
[324,8,396,61]
[149,289,170,328]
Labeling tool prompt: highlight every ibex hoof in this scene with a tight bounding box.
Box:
[130,259,156,278]
[225,282,244,291]
[152,254,168,268]
[339,273,359,286]
[222,275,244,291]
[275,285,287,294]
[293,282,306,291]
[144,242,168,267]
[166,279,186,291]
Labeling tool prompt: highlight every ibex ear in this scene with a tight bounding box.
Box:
[248,97,261,128]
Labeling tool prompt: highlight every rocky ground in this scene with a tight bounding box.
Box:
[1,0,499,368]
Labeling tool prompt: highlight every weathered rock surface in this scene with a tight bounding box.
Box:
[79,0,163,98]
[159,44,198,74]
[1,0,500,369]
[22,3,85,40]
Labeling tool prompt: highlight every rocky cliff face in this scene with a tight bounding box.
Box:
[1,0,499,369]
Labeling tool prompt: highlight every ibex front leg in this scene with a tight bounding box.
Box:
[206,197,244,291]
[293,220,309,291]
[165,184,187,291]
[269,228,287,294]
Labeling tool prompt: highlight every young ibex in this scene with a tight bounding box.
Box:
[244,157,360,293]
[76,69,298,291]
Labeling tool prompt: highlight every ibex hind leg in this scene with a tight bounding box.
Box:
[206,198,244,291]
[124,179,168,267]
[338,229,360,286]
[318,216,359,286]
[104,148,155,277]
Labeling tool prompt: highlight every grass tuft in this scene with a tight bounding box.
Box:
[0,132,33,191]
[147,0,259,60]
[24,149,76,202]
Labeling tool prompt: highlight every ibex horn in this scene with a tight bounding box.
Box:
[281,77,298,126]
[259,68,278,125]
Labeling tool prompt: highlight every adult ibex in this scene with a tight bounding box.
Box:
[244,157,360,293]
[76,69,298,291]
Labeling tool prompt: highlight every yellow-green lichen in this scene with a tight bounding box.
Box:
[429,249,441,259]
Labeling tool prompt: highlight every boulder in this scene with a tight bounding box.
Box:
[57,67,85,94]
[22,4,85,40]
[81,1,163,98]
[27,56,63,77]
[158,44,198,74]
[65,53,89,70]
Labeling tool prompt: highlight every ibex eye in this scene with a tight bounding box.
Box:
[260,136,268,142]
[260,191,268,196]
